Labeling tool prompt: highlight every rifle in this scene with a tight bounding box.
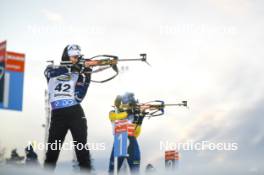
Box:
[134,100,188,118]
[53,53,149,83]
[116,100,188,118]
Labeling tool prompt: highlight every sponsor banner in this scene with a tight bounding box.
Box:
[0,50,25,111]
[0,41,6,103]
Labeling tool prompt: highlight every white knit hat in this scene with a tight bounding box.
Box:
[67,44,81,57]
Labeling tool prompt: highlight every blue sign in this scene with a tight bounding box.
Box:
[0,50,25,111]
[114,132,128,157]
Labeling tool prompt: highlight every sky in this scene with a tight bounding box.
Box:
[0,0,264,174]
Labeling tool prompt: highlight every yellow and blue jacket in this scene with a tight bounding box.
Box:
[109,111,144,138]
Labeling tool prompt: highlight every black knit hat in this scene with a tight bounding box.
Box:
[61,45,70,61]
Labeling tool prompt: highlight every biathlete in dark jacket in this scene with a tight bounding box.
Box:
[44,44,92,172]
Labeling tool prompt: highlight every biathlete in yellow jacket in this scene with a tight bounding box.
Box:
[108,92,147,174]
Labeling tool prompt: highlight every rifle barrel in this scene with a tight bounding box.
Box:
[118,58,145,62]
[164,103,185,106]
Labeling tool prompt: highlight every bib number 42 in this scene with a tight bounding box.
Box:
[55,83,71,92]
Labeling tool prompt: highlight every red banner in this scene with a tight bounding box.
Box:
[127,123,135,137]
[165,150,180,160]
[5,51,25,72]
[115,120,128,134]
[0,41,6,62]
[114,120,136,136]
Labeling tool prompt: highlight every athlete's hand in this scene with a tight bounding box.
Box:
[84,61,91,68]
[71,64,82,73]
[84,59,99,68]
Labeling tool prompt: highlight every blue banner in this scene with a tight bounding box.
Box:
[114,132,128,157]
[0,50,25,111]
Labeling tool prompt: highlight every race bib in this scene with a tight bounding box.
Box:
[48,73,79,109]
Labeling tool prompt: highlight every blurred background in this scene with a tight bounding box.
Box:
[0,0,264,174]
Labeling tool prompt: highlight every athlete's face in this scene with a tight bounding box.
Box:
[69,56,79,64]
